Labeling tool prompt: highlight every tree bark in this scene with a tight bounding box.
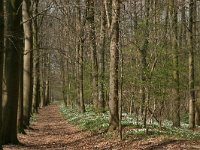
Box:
[32,0,40,113]
[77,0,86,113]
[108,0,120,131]
[87,0,98,111]
[171,0,180,127]
[98,1,106,112]
[188,0,196,129]
[2,0,22,144]
[22,0,33,127]
[140,0,149,127]
[0,0,4,147]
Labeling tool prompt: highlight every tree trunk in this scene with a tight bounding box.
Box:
[196,90,200,125]
[87,0,98,111]
[108,0,120,131]
[140,0,150,127]
[40,56,45,107]
[77,0,86,113]
[22,0,33,127]
[0,0,4,147]
[188,0,196,129]
[32,0,40,113]
[2,0,22,144]
[44,53,50,106]
[171,0,180,127]
[17,44,25,133]
[98,1,106,112]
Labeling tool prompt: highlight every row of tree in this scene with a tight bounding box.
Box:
[0,0,51,147]
[45,0,200,134]
[1,0,200,147]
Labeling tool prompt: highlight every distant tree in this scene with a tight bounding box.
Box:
[2,0,22,144]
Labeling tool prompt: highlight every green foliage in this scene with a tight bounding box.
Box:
[60,104,109,131]
[125,122,200,140]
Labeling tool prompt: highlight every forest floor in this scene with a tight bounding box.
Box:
[3,103,200,150]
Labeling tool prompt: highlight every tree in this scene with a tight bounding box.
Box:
[32,0,40,113]
[98,0,106,112]
[108,0,120,131]
[86,0,98,111]
[22,0,33,127]
[171,0,180,127]
[0,0,4,147]
[188,0,196,129]
[77,0,86,113]
[2,0,22,144]
[140,0,150,127]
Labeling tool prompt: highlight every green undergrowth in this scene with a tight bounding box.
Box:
[60,104,109,131]
[60,103,200,140]
[125,124,200,140]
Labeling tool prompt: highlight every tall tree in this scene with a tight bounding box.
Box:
[32,0,40,113]
[108,0,120,131]
[140,0,150,127]
[2,0,22,144]
[22,0,33,127]
[0,0,4,147]
[87,0,98,111]
[171,0,180,127]
[77,0,86,113]
[188,0,196,129]
[98,0,106,112]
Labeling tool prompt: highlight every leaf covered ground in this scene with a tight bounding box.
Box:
[3,104,200,150]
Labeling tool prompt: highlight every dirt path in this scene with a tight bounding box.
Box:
[3,103,200,150]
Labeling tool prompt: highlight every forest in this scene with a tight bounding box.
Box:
[1,0,200,149]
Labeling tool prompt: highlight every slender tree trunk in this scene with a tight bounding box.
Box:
[87,0,98,111]
[44,53,50,106]
[196,90,200,125]
[32,0,40,113]
[22,0,33,127]
[77,0,86,113]
[118,35,123,139]
[108,0,120,131]
[140,0,150,127]
[98,1,106,112]
[17,42,25,133]
[79,39,85,113]
[171,0,180,127]
[60,55,67,105]
[0,0,4,147]
[40,56,45,107]
[2,0,22,144]
[188,0,196,129]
